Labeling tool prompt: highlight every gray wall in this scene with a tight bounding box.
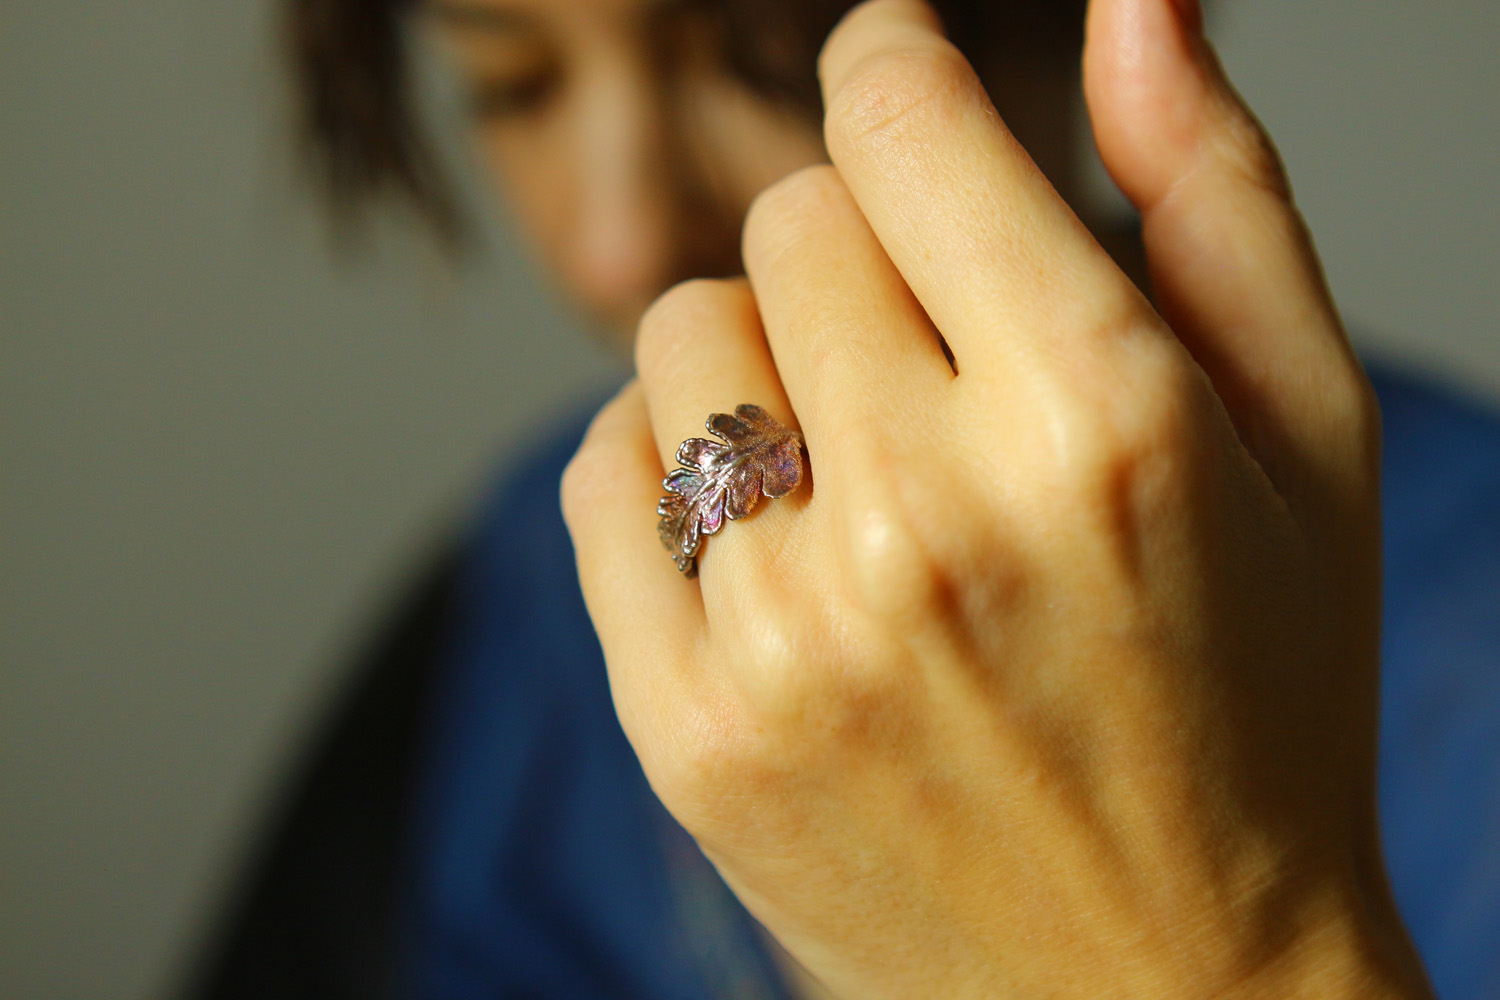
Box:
[1,1,1495,997]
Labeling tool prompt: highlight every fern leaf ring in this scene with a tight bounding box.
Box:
[656,404,804,575]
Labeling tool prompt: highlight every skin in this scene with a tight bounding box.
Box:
[440,0,1438,995]
[432,0,1118,338]
[433,0,826,334]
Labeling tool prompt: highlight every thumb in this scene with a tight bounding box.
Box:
[1083,0,1378,510]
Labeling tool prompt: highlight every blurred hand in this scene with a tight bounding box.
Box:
[563,0,1433,996]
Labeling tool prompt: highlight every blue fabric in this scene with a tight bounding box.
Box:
[406,365,1500,999]
[1377,369,1500,1000]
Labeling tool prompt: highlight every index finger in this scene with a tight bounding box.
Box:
[818,0,1151,382]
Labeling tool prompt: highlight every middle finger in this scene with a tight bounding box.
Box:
[742,164,955,456]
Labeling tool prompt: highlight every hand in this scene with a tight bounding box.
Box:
[563,0,1433,997]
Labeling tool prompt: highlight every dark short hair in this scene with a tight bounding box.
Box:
[286,0,1088,242]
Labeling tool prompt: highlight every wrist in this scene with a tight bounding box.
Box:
[1210,879,1433,1000]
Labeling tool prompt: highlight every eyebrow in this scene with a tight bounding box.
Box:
[429,0,694,33]
[428,2,539,33]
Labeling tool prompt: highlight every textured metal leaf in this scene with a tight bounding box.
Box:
[676,438,729,471]
[657,404,804,574]
[699,485,727,534]
[725,467,762,519]
[664,468,706,499]
[656,494,696,572]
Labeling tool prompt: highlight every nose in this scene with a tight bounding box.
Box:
[565,55,678,325]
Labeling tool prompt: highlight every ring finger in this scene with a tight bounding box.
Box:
[634,277,805,578]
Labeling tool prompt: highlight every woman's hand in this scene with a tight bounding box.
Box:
[563,0,1432,997]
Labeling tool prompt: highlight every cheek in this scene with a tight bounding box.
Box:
[480,130,577,277]
[688,80,828,220]
[476,113,668,336]
[469,83,826,338]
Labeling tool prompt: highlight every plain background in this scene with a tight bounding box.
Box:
[2,1,1496,996]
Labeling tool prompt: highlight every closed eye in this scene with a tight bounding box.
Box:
[469,64,562,120]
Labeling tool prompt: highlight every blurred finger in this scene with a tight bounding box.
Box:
[1083,0,1378,503]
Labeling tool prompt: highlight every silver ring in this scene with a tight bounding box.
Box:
[657,404,804,575]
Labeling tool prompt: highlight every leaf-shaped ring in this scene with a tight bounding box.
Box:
[656,404,805,575]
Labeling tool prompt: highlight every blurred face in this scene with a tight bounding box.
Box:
[432,0,828,340]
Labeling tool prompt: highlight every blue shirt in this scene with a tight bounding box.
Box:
[406,365,1500,1000]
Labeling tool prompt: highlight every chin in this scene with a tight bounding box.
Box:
[586,290,669,350]
[585,305,643,353]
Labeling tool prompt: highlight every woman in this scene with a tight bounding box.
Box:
[190,1,1500,998]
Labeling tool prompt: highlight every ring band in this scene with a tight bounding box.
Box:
[657,404,804,575]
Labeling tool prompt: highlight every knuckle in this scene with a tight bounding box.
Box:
[1117,346,1201,446]
[742,164,846,262]
[558,442,612,528]
[559,386,642,527]
[1212,106,1291,203]
[718,603,894,735]
[1352,377,1382,454]
[1320,358,1384,474]
[727,618,917,774]
[825,40,975,153]
[832,440,1027,634]
[1034,343,1201,513]
[730,616,826,718]
[1104,365,1199,491]
[634,278,744,377]
[834,452,958,626]
[842,498,945,619]
[1327,361,1380,433]
[657,696,741,793]
[648,696,771,836]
